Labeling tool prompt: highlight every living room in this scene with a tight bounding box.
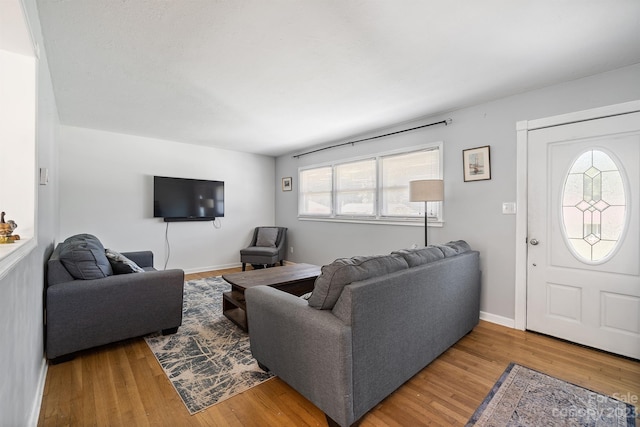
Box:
[2,1,639,426]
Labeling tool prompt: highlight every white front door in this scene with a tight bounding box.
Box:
[526,110,640,359]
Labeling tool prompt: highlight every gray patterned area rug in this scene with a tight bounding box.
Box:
[467,362,636,426]
[144,276,274,415]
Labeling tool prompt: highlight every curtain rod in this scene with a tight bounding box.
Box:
[292,118,452,159]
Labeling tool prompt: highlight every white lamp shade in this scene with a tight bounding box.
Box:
[409,179,444,202]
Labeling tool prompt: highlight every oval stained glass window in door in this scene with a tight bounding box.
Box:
[561,149,627,263]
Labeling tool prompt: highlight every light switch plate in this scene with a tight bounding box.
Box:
[502,202,517,215]
[39,168,49,185]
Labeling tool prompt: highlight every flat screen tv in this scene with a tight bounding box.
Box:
[154,176,224,222]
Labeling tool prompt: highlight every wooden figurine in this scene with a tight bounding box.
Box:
[0,211,19,243]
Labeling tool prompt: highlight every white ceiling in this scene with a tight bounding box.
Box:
[35,0,640,157]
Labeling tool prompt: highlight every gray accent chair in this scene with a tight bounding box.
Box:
[45,234,184,363]
[239,226,287,271]
[246,243,480,427]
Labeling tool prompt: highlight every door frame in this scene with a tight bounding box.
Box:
[513,100,640,330]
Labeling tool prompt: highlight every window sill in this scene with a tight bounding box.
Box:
[0,237,37,280]
[298,217,444,227]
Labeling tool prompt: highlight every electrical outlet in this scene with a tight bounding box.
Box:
[290,246,294,254]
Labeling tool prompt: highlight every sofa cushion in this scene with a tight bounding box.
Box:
[256,227,278,247]
[105,248,145,274]
[391,246,445,267]
[442,240,472,254]
[431,240,472,258]
[58,234,113,280]
[434,244,457,257]
[308,254,409,310]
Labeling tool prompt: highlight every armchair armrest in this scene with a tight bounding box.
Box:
[46,268,184,360]
[275,229,287,261]
[245,286,353,426]
[121,250,153,268]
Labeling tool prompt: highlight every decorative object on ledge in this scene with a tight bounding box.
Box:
[409,180,444,246]
[0,212,19,244]
[463,145,491,182]
[282,176,292,191]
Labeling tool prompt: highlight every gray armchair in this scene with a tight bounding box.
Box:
[45,234,184,363]
[240,226,287,271]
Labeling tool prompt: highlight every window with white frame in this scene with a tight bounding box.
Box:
[381,148,441,219]
[298,143,443,223]
[336,159,376,216]
[298,166,332,215]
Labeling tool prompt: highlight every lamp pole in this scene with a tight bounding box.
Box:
[423,201,429,246]
[409,179,444,247]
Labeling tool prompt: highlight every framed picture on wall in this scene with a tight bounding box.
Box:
[282,177,292,191]
[463,145,491,182]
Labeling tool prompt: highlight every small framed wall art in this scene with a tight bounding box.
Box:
[463,145,491,182]
[282,177,292,191]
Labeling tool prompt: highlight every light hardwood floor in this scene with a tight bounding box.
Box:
[38,267,640,426]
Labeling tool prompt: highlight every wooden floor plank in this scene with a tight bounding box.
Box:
[38,267,640,426]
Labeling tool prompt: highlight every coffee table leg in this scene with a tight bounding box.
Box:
[223,290,248,332]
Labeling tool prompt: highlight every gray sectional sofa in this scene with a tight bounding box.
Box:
[45,234,184,362]
[246,241,480,427]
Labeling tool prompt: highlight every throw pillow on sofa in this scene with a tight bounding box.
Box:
[308,254,409,310]
[256,227,279,247]
[58,234,113,280]
[105,249,145,274]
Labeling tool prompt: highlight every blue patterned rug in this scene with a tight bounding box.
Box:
[144,277,274,414]
[467,363,636,426]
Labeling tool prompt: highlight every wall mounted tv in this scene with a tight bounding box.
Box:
[153,176,224,222]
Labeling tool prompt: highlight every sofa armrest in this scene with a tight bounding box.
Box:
[121,250,153,268]
[46,268,184,360]
[245,286,354,426]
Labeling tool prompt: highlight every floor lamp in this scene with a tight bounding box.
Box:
[409,179,444,246]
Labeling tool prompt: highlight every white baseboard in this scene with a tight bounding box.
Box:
[182,261,296,275]
[28,356,48,427]
[181,262,241,275]
[480,311,515,328]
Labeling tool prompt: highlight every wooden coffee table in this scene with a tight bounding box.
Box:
[222,263,321,332]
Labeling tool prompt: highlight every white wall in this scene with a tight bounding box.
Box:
[275,63,640,323]
[0,49,36,239]
[58,126,276,273]
[0,0,59,425]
